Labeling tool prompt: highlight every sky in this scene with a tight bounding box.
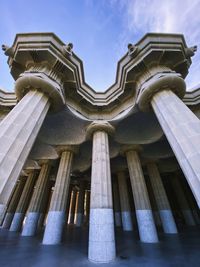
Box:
[0,0,200,92]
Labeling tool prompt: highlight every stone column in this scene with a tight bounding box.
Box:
[147,163,177,234]
[43,146,76,245]
[22,162,51,236]
[84,190,90,224]
[75,181,86,227]
[117,171,133,231]
[171,177,196,226]
[125,146,158,243]
[113,180,122,227]
[2,176,26,229]
[87,121,116,263]
[0,90,50,223]
[37,180,52,230]
[68,189,77,224]
[10,170,37,232]
[136,69,200,208]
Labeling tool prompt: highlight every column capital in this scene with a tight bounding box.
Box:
[86,120,115,139]
[15,73,65,112]
[55,145,79,155]
[121,144,142,155]
[136,68,186,112]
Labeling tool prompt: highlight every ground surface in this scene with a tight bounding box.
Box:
[0,225,199,267]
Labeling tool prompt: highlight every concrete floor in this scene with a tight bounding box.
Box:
[0,226,200,267]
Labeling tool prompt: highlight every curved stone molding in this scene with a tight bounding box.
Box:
[137,71,186,112]
[86,121,115,139]
[15,74,65,112]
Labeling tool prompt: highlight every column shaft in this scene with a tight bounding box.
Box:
[147,163,177,234]
[68,189,77,224]
[126,150,158,243]
[151,89,200,207]
[113,181,122,227]
[43,150,73,244]
[75,181,85,227]
[22,163,50,236]
[171,177,195,226]
[0,90,50,222]
[2,177,26,228]
[89,130,115,263]
[117,172,133,231]
[84,190,90,224]
[10,170,36,232]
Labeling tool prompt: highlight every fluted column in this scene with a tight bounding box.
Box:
[151,89,200,208]
[84,190,90,224]
[147,163,177,234]
[113,180,122,227]
[0,90,50,223]
[10,170,37,232]
[125,146,158,243]
[87,121,116,263]
[43,146,75,244]
[2,176,26,229]
[22,162,51,236]
[171,177,196,226]
[68,189,77,224]
[117,171,132,231]
[75,181,86,227]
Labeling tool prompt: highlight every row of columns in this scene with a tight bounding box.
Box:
[0,70,200,264]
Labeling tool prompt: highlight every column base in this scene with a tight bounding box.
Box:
[182,210,196,226]
[114,212,121,227]
[2,212,14,229]
[136,210,159,243]
[43,211,65,245]
[88,208,116,263]
[121,211,133,231]
[10,212,24,232]
[0,204,7,225]
[159,210,178,234]
[21,212,40,236]
[75,213,83,227]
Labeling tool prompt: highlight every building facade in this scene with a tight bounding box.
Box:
[0,32,200,263]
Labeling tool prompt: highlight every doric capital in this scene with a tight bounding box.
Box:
[86,120,115,139]
[121,144,142,155]
[55,145,79,155]
[136,69,186,112]
[15,72,65,112]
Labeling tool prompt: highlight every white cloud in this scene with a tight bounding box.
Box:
[112,0,200,90]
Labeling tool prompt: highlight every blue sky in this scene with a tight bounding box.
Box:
[1,0,200,92]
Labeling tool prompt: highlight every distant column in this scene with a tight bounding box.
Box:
[22,162,51,236]
[113,180,122,227]
[124,145,158,243]
[43,146,76,244]
[2,176,26,229]
[75,181,86,227]
[147,163,177,234]
[117,171,132,231]
[68,189,77,224]
[10,170,37,232]
[171,177,196,226]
